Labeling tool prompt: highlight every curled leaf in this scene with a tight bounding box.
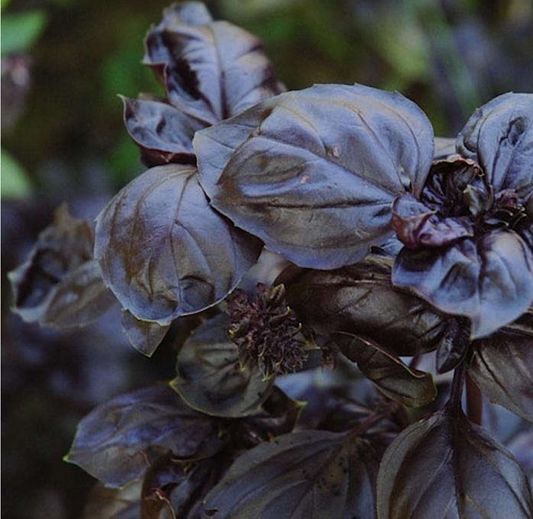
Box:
[340,335,437,408]
[393,230,533,339]
[170,314,274,418]
[143,2,282,123]
[65,385,225,488]
[377,407,533,518]
[9,204,114,328]
[194,83,434,269]
[204,430,379,518]
[95,164,262,324]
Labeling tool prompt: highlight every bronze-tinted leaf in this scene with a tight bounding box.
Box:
[393,230,533,338]
[9,204,114,328]
[170,314,274,417]
[204,430,379,518]
[94,164,262,324]
[285,258,446,357]
[340,335,437,408]
[121,310,170,357]
[377,407,533,518]
[65,385,225,488]
[121,96,207,167]
[194,83,434,269]
[143,2,282,123]
[457,93,533,204]
[469,324,533,423]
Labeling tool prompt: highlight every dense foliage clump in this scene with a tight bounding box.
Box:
[10,2,533,518]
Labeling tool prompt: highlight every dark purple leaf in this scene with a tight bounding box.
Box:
[143,2,282,123]
[377,407,533,518]
[457,93,533,205]
[393,230,533,338]
[121,310,170,357]
[121,96,206,167]
[391,193,473,248]
[435,318,471,374]
[204,430,379,518]
[170,314,274,418]
[194,83,434,269]
[340,335,437,408]
[285,258,447,357]
[94,164,262,324]
[9,204,114,328]
[65,385,225,488]
[469,322,533,423]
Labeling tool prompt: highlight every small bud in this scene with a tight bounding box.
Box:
[227,283,308,378]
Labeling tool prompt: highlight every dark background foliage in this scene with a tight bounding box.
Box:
[2,0,532,517]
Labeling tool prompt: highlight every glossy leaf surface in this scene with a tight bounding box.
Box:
[204,430,379,518]
[9,204,114,328]
[170,314,274,417]
[121,310,170,357]
[285,258,447,356]
[457,93,533,203]
[377,407,533,518]
[469,322,533,423]
[65,385,224,488]
[195,83,434,269]
[143,2,282,123]
[95,164,262,324]
[340,335,436,408]
[393,230,533,338]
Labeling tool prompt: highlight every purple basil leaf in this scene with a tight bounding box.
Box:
[82,481,142,519]
[94,164,262,325]
[121,310,170,357]
[203,430,379,518]
[170,314,274,418]
[469,321,533,423]
[393,230,533,339]
[143,2,282,123]
[121,96,207,167]
[284,257,447,357]
[194,83,435,269]
[339,335,437,408]
[9,204,114,328]
[65,385,225,488]
[391,193,473,248]
[435,318,471,374]
[457,93,533,205]
[377,407,533,518]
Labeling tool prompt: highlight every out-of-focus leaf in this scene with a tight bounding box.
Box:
[1,10,47,55]
[65,385,225,488]
[83,481,141,519]
[194,83,434,269]
[95,164,262,325]
[393,230,533,339]
[1,148,32,198]
[377,407,533,518]
[170,314,274,417]
[121,310,170,357]
[469,323,533,423]
[433,136,455,160]
[9,204,114,328]
[457,93,533,204]
[143,2,282,123]
[204,430,379,518]
[340,335,436,408]
[285,257,447,357]
[121,97,206,168]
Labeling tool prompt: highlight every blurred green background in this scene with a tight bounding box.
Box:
[2,0,532,517]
